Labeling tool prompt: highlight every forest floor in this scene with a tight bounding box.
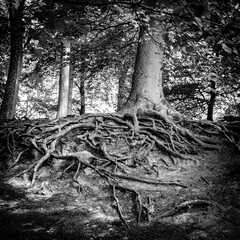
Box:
[1,146,240,240]
[0,116,240,240]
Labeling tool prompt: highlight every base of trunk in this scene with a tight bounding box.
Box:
[118,97,183,121]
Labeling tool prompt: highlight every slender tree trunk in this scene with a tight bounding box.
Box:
[0,0,25,119]
[67,64,73,115]
[80,76,85,115]
[117,61,128,110]
[57,40,71,118]
[79,48,86,115]
[207,80,216,121]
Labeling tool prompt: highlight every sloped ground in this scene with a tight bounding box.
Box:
[0,145,240,240]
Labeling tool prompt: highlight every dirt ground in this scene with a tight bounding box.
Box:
[0,146,240,240]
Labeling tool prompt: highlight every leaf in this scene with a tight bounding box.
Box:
[209,72,218,80]
[205,36,213,44]
[193,17,203,28]
[110,5,124,14]
[233,49,239,54]
[181,46,187,54]
[222,43,232,53]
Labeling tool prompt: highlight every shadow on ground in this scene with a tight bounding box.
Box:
[1,147,240,240]
[0,181,191,240]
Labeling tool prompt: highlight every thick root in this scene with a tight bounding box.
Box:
[0,111,234,226]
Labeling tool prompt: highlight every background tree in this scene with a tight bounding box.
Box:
[57,39,72,118]
[0,0,25,119]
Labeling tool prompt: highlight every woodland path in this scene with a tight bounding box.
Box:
[0,114,240,240]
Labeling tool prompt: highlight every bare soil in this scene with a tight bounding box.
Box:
[1,146,240,240]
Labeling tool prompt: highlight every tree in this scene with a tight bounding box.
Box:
[119,0,176,117]
[2,1,240,231]
[67,63,73,115]
[117,59,131,110]
[0,0,25,119]
[57,39,72,118]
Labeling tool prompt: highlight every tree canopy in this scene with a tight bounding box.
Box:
[0,0,239,120]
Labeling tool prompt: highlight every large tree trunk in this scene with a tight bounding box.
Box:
[57,40,71,119]
[0,0,25,119]
[119,4,169,115]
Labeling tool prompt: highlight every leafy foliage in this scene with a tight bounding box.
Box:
[0,0,240,119]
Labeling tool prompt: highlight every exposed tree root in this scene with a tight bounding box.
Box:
[0,112,236,227]
[112,184,130,229]
[158,199,222,218]
[158,199,240,226]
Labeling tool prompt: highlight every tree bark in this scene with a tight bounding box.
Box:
[0,0,25,119]
[57,40,71,119]
[119,0,170,115]
[79,48,86,115]
[67,64,73,115]
[80,76,85,115]
[117,61,128,110]
[207,80,216,121]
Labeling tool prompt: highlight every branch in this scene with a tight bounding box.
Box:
[52,0,138,7]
